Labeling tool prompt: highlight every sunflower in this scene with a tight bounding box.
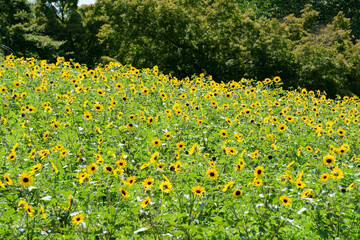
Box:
[208,161,216,168]
[250,150,259,159]
[18,200,27,209]
[42,131,50,140]
[141,196,151,208]
[126,176,136,186]
[192,186,206,196]
[40,205,46,219]
[279,195,292,206]
[30,163,42,174]
[4,174,12,185]
[228,147,237,156]
[19,173,33,187]
[233,189,242,198]
[56,144,63,150]
[116,158,127,168]
[150,152,159,163]
[119,188,130,199]
[140,162,150,170]
[96,88,105,96]
[142,87,149,95]
[159,181,172,193]
[337,146,348,155]
[253,178,263,186]
[278,124,287,132]
[142,177,154,190]
[8,151,16,161]
[320,173,329,182]
[254,166,264,177]
[169,164,176,172]
[330,166,343,181]
[176,142,185,150]
[235,159,245,171]
[93,103,103,112]
[103,165,113,173]
[25,204,35,217]
[301,189,313,198]
[84,111,93,120]
[223,181,235,192]
[157,163,164,170]
[206,168,218,180]
[164,132,172,140]
[323,155,335,166]
[295,180,306,189]
[273,76,281,83]
[78,172,88,183]
[60,149,69,157]
[87,163,97,174]
[51,162,59,174]
[72,213,84,225]
[306,146,313,152]
[147,116,154,125]
[220,130,228,137]
[337,128,346,136]
[152,138,161,147]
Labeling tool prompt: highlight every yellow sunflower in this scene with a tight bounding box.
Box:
[72,214,84,225]
[19,173,33,187]
[279,195,292,206]
[141,196,151,208]
[192,186,206,196]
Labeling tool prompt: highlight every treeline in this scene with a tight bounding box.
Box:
[1,0,360,97]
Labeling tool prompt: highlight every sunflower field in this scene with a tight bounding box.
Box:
[1,54,360,239]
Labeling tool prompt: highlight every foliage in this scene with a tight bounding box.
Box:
[237,0,360,40]
[0,55,360,239]
[0,0,63,59]
[97,0,360,97]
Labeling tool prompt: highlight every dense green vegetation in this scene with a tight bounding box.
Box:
[1,0,360,97]
[1,55,360,239]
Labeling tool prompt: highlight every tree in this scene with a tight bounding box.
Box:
[0,0,62,58]
[34,0,105,66]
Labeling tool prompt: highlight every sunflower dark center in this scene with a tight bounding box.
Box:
[326,159,332,163]
[257,170,262,174]
[236,191,241,195]
[196,190,201,193]
[210,172,215,176]
[23,178,29,182]
[284,199,288,203]
[91,167,95,170]
[106,167,111,171]
[77,217,80,221]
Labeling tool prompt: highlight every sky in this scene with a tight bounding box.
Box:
[78,0,96,6]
